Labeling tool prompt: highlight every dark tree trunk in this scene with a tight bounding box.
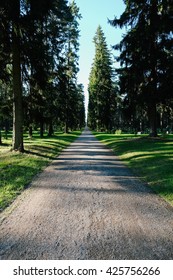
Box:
[148,102,157,137]
[48,121,53,136]
[28,125,33,138]
[148,0,158,138]
[40,119,44,138]
[12,0,24,152]
[64,122,68,134]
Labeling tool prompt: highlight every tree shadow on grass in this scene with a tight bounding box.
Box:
[0,143,10,147]
[25,150,57,160]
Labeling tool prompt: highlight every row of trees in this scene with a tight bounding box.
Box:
[0,0,85,151]
[88,0,173,136]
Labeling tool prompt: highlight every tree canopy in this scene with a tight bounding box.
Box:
[110,0,173,136]
[0,0,85,150]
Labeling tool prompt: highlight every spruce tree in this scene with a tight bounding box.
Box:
[0,0,84,143]
[110,0,173,136]
[59,0,82,132]
[88,26,114,131]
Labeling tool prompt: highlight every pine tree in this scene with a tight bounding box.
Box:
[11,0,24,151]
[88,26,115,131]
[23,0,71,137]
[110,0,173,136]
[0,0,84,143]
[0,0,56,150]
[59,0,82,132]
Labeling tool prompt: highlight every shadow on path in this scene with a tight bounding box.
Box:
[0,128,173,260]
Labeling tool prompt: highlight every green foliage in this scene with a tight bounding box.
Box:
[0,0,85,148]
[110,0,173,136]
[88,26,116,131]
[94,132,173,206]
[57,0,85,132]
[0,130,81,211]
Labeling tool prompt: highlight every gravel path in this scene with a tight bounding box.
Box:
[0,128,173,260]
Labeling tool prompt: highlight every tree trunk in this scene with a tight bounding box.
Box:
[40,119,44,138]
[48,121,53,136]
[12,0,24,152]
[64,121,68,134]
[148,102,157,137]
[148,0,158,138]
[28,125,33,138]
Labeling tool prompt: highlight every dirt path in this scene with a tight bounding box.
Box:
[0,128,173,260]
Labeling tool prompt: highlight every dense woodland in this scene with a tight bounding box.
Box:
[1,1,173,153]
[88,0,173,136]
[0,0,85,151]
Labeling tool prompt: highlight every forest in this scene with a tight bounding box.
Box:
[0,0,173,152]
[0,0,173,261]
[0,0,85,152]
[88,0,173,137]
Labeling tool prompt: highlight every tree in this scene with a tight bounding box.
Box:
[22,0,71,137]
[11,0,24,151]
[0,0,84,145]
[88,26,115,131]
[0,0,56,150]
[110,0,173,136]
[58,0,82,132]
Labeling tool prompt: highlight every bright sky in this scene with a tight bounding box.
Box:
[74,0,126,114]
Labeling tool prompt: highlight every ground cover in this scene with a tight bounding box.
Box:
[94,132,173,206]
[0,131,81,211]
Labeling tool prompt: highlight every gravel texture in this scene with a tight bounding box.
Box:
[0,128,173,260]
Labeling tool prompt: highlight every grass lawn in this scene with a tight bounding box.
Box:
[0,131,81,211]
[94,132,173,206]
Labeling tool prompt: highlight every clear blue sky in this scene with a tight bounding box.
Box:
[74,0,126,112]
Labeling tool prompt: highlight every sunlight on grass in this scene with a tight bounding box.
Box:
[0,131,81,211]
[94,132,173,206]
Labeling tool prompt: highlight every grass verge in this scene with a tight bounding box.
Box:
[94,132,173,206]
[0,131,81,211]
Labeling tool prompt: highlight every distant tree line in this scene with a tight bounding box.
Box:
[0,0,85,151]
[88,0,173,136]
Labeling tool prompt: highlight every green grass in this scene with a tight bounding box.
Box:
[94,132,173,206]
[0,131,81,211]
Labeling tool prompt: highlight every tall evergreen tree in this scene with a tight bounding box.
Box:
[0,0,56,150]
[88,26,115,131]
[11,0,24,151]
[23,0,71,137]
[59,0,82,132]
[0,0,84,145]
[110,0,173,136]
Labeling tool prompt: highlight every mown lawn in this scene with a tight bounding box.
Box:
[0,131,81,211]
[94,132,173,206]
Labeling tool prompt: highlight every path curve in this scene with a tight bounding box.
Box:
[0,128,173,259]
